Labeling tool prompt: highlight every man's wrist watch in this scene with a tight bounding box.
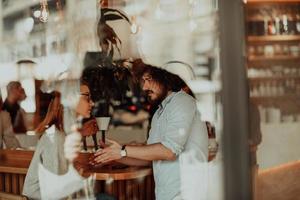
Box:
[120,145,127,157]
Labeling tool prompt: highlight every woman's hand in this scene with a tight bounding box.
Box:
[79,118,98,136]
[64,125,82,162]
[92,139,122,165]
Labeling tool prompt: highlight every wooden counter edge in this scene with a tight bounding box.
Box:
[85,167,153,181]
[0,166,28,174]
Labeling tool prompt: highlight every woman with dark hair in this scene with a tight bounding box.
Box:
[0,93,20,149]
[23,82,95,199]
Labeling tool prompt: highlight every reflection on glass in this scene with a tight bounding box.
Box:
[0,0,224,199]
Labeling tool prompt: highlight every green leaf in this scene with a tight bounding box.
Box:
[101,8,131,23]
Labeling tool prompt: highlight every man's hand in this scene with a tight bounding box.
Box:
[92,139,122,164]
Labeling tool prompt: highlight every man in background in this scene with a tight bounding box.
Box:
[0,92,21,149]
[3,81,27,133]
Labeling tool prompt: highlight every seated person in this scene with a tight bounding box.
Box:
[23,82,94,199]
[2,81,27,133]
[0,94,21,149]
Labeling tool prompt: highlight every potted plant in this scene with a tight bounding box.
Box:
[80,7,134,151]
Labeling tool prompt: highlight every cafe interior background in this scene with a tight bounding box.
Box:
[0,0,300,199]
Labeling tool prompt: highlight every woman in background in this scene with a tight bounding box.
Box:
[23,83,95,199]
[0,93,20,149]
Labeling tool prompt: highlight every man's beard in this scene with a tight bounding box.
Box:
[146,86,168,106]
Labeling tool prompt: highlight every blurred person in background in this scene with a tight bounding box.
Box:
[3,81,27,133]
[249,101,262,199]
[0,92,21,149]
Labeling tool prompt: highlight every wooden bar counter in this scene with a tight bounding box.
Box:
[0,149,154,200]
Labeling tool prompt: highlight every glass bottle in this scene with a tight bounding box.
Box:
[288,7,296,34]
[268,17,276,35]
[296,7,300,34]
[281,14,289,35]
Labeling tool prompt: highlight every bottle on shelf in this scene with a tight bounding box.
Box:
[275,16,281,35]
[288,7,296,34]
[268,17,277,35]
[278,82,285,96]
[264,17,269,35]
[281,15,289,35]
[296,13,300,34]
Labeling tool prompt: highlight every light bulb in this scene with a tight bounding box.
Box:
[40,4,49,22]
[33,10,41,18]
[131,23,138,34]
[130,16,139,34]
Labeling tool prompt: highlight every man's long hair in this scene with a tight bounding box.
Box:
[142,65,195,98]
[0,95,2,111]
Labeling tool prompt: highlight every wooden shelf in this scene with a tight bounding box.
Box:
[251,95,300,102]
[246,17,298,21]
[246,0,300,3]
[249,76,300,82]
[247,35,300,42]
[248,55,300,62]
[247,63,300,68]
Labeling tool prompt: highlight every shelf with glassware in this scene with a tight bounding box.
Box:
[246,1,300,123]
[248,76,300,82]
[247,35,300,42]
[250,95,300,101]
[251,95,300,124]
[247,41,300,63]
[248,55,300,62]
[245,1,300,36]
[246,67,300,102]
[247,62,300,73]
[248,67,300,98]
[249,83,300,99]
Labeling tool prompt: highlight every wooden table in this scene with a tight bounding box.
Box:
[0,149,154,200]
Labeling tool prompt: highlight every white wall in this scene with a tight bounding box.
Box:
[257,122,300,169]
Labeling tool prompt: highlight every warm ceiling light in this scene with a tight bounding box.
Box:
[33,10,41,18]
[39,0,49,22]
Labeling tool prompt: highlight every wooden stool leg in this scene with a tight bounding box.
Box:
[18,174,25,195]
[92,134,98,150]
[105,179,114,196]
[0,173,4,192]
[83,136,87,151]
[4,173,12,193]
[11,174,18,194]
[118,181,125,200]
